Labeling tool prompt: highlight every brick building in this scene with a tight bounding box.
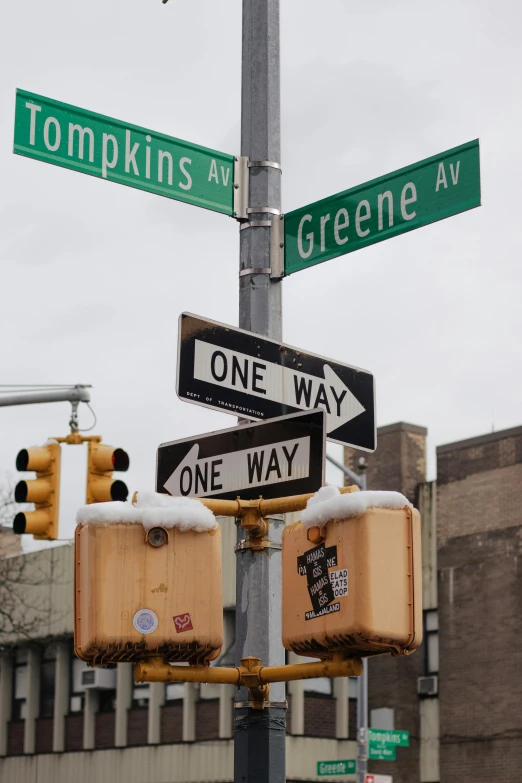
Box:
[345,421,522,783]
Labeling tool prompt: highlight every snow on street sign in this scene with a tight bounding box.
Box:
[156,409,326,501]
[177,313,375,451]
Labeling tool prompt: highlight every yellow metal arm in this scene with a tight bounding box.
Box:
[132,484,359,540]
[134,654,362,687]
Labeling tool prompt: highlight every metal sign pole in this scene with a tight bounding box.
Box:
[357,464,368,783]
[235,2,285,783]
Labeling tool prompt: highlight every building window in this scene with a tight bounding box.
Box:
[165,662,188,702]
[295,655,332,695]
[166,683,185,701]
[424,609,439,675]
[40,643,57,717]
[70,654,85,713]
[132,682,150,708]
[12,648,28,721]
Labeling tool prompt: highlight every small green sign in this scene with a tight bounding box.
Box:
[369,743,397,761]
[317,759,356,776]
[368,729,409,747]
[13,89,235,216]
[284,140,480,275]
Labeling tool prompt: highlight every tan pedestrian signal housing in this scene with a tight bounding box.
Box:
[282,489,422,659]
[74,493,223,665]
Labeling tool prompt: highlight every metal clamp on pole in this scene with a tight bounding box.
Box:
[239,267,272,277]
[239,220,272,231]
[247,160,282,172]
[246,207,281,216]
[233,156,249,219]
[270,215,285,279]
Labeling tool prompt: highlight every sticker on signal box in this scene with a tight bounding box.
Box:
[133,609,159,634]
[297,543,348,621]
[173,613,193,633]
[330,568,348,598]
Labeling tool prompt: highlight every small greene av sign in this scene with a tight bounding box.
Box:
[13,89,234,215]
[317,760,356,776]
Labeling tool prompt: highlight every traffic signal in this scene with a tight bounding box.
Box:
[13,443,61,539]
[86,441,129,503]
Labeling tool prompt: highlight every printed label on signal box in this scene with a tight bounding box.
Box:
[329,569,348,598]
[297,543,348,620]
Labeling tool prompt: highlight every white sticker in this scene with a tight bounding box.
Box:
[329,568,348,598]
[133,608,159,635]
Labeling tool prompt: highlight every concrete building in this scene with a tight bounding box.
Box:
[0,526,22,558]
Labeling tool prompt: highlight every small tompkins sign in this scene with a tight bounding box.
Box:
[13,89,235,215]
[317,760,356,776]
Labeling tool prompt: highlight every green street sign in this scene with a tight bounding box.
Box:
[13,89,235,216]
[317,760,356,776]
[368,729,410,747]
[284,140,480,276]
[369,744,397,761]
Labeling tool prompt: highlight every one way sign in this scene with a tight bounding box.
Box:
[177,312,375,451]
[157,409,326,501]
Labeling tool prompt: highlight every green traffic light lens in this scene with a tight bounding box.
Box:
[13,513,27,535]
[110,480,129,502]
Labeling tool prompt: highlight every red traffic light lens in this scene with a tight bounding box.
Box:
[111,448,130,472]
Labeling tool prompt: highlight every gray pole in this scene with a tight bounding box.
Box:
[356,461,368,783]
[235,2,285,783]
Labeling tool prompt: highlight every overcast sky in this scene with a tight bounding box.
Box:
[1,0,521,542]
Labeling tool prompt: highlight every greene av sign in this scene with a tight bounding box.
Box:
[284,140,480,275]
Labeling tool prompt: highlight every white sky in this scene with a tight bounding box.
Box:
[1,0,521,542]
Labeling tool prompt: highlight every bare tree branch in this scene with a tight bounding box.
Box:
[0,473,62,647]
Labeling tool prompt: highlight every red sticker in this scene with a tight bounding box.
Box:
[173,613,193,632]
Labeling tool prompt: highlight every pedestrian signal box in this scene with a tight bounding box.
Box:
[282,502,422,658]
[74,504,223,665]
[13,443,61,540]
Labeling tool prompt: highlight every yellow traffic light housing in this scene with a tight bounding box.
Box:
[13,443,61,539]
[86,441,129,503]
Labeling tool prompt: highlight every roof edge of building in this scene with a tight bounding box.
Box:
[377,421,428,437]
[437,423,522,454]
